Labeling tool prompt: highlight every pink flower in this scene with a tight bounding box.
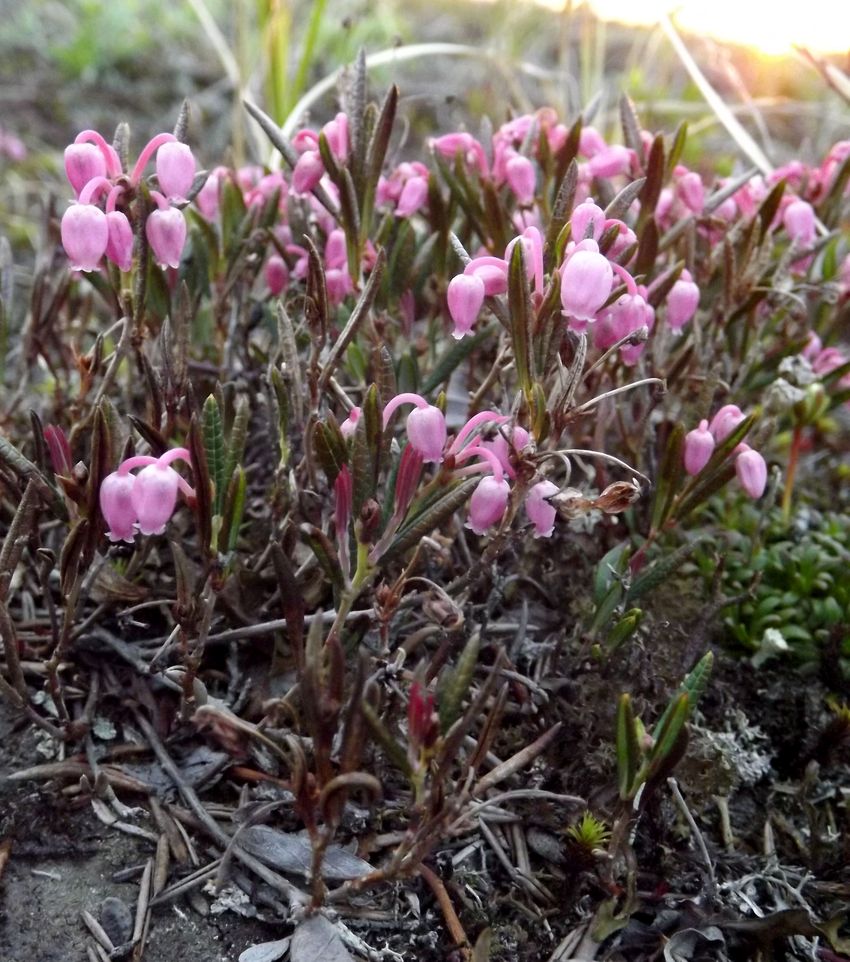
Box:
[340,406,361,439]
[466,475,510,535]
[735,447,767,498]
[783,199,816,247]
[560,240,613,322]
[465,256,509,296]
[395,175,429,217]
[292,150,324,194]
[594,290,652,352]
[156,141,197,200]
[196,166,225,219]
[265,255,289,296]
[61,203,109,272]
[570,199,605,243]
[64,142,107,197]
[146,205,187,269]
[675,169,704,214]
[447,273,485,339]
[505,154,536,204]
[588,145,632,179]
[683,419,715,475]
[383,394,447,464]
[666,269,700,332]
[708,404,745,443]
[99,471,138,543]
[105,211,134,271]
[481,426,530,479]
[132,462,181,535]
[525,480,559,538]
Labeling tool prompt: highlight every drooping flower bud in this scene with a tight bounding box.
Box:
[146,206,187,269]
[683,419,715,475]
[340,406,361,439]
[99,471,138,543]
[560,241,613,322]
[447,273,485,339]
[131,462,181,536]
[155,141,196,200]
[735,447,767,498]
[676,170,704,213]
[666,269,700,332]
[466,475,511,535]
[783,198,816,247]
[395,175,428,217]
[505,154,536,204]
[525,480,559,538]
[64,142,107,197]
[292,150,324,195]
[570,199,606,242]
[265,254,289,296]
[708,404,745,443]
[588,145,632,178]
[406,405,447,463]
[61,203,109,272]
[465,256,508,296]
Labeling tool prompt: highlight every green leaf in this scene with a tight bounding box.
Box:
[202,394,226,516]
[438,633,480,731]
[421,323,497,395]
[616,693,640,800]
[350,384,381,516]
[384,478,479,563]
[507,240,533,394]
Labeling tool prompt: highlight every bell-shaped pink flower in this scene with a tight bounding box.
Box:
[783,199,816,247]
[105,211,134,271]
[735,447,767,498]
[560,241,613,322]
[324,228,347,271]
[326,268,353,307]
[447,273,485,339]
[588,145,632,178]
[61,203,109,272]
[146,206,187,269]
[156,142,196,199]
[99,471,138,543]
[481,426,530,480]
[265,255,289,295]
[666,270,699,331]
[708,404,745,443]
[676,170,704,213]
[683,419,715,475]
[466,475,510,535]
[571,199,606,242]
[594,291,651,351]
[406,405,447,463]
[292,150,324,195]
[465,256,508,296]
[505,154,536,204]
[131,462,181,536]
[525,480,559,538]
[64,142,107,198]
[196,166,224,219]
[322,113,349,161]
[579,127,607,157]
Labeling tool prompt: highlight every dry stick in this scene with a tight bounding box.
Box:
[131,710,307,908]
[472,722,562,797]
[418,863,472,962]
[668,777,717,901]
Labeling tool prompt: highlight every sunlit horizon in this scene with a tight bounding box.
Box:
[555,0,850,56]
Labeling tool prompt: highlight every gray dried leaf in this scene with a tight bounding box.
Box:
[238,826,372,881]
[238,937,291,962]
[663,926,726,962]
[290,915,353,962]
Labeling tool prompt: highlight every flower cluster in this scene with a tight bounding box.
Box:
[99,448,194,542]
[684,406,767,499]
[61,129,201,272]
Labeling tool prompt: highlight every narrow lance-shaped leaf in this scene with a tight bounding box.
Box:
[650,422,686,534]
[350,384,381,516]
[616,693,640,800]
[438,632,480,731]
[383,477,479,563]
[508,239,533,395]
[203,394,226,516]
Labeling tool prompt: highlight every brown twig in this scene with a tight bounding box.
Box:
[419,863,472,961]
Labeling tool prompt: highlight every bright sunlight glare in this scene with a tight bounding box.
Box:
[579,0,850,56]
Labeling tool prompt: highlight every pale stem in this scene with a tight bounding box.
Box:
[572,377,666,414]
[446,411,508,456]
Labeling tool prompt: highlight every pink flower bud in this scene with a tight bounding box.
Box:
[588,145,632,178]
[571,199,606,242]
[447,273,485,339]
[325,229,347,271]
[406,405,447,463]
[505,154,536,204]
[683,419,715,475]
[525,480,559,538]
[666,269,700,331]
[196,167,224,219]
[292,150,324,194]
[44,425,73,477]
[594,291,651,351]
[131,462,180,536]
[61,203,109,272]
[465,256,508,296]
[322,113,349,161]
[100,471,138,543]
[265,255,289,295]
[481,426,530,480]
[801,331,822,361]
[408,681,438,750]
[783,199,815,246]
[340,406,361,439]
[559,241,613,322]
[326,268,353,307]
[579,127,607,157]
[156,142,196,199]
[394,444,424,519]
[146,206,187,269]
[708,404,745,443]
[676,170,704,213]
[64,143,107,197]
[735,448,767,498]
[395,176,428,217]
[466,475,510,535]
[105,211,134,271]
